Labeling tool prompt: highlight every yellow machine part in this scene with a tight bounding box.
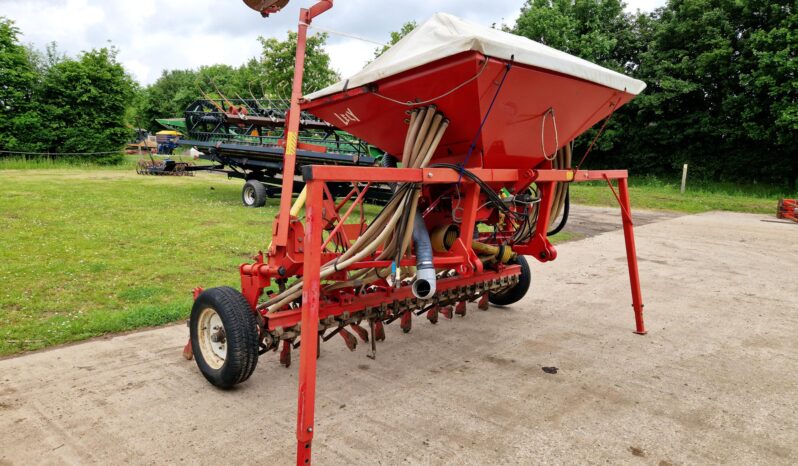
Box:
[430,224,516,264]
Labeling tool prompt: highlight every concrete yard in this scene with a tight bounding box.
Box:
[1,209,797,465]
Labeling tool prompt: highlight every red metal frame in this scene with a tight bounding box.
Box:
[274,0,333,248]
[270,165,646,464]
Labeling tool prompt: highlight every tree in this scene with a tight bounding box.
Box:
[256,31,339,97]
[512,0,638,160]
[734,0,798,187]
[514,0,632,71]
[36,47,135,163]
[373,21,417,59]
[131,32,338,131]
[0,18,41,151]
[606,0,796,186]
[510,0,796,188]
[136,69,199,132]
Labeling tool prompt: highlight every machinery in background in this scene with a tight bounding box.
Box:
[150,96,390,206]
[125,128,156,154]
[135,153,196,176]
[777,199,797,222]
[155,130,181,155]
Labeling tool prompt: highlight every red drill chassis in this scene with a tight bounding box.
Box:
[184,2,648,465]
[262,166,644,465]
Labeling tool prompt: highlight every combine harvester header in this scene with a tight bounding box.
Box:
[182,2,648,464]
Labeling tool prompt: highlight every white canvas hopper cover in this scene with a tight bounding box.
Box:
[306,12,646,101]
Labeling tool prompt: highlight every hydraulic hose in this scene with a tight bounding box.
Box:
[546,188,569,236]
[547,142,572,236]
[411,211,436,299]
[260,105,449,312]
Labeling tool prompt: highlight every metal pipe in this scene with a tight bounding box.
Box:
[273,0,333,247]
[411,211,436,299]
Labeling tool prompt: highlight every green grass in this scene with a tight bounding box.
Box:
[570,176,794,214]
[0,167,277,355]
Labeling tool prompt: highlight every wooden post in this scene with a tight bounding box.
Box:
[680,164,688,193]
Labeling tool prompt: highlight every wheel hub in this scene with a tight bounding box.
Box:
[198,308,227,369]
[243,186,255,204]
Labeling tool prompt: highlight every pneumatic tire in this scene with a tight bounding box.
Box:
[242,180,267,207]
[489,255,531,306]
[190,286,259,388]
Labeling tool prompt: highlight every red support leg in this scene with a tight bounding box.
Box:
[514,181,557,262]
[617,178,647,335]
[296,180,324,465]
[457,183,481,250]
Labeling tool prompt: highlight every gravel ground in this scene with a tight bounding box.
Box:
[1,209,796,465]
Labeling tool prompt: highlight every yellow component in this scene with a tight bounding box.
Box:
[156,130,182,136]
[497,245,516,264]
[431,224,515,263]
[286,131,299,155]
[290,186,307,217]
[566,170,575,181]
[431,224,459,252]
[472,241,516,264]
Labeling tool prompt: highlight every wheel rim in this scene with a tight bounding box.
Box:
[198,307,227,369]
[243,185,255,205]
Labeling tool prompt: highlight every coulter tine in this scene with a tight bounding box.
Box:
[400,311,412,333]
[350,323,369,342]
[440,306,453,319]
[339,328,358,351]
[182,338,193,360]
[367,319,377,360]
[478,293,490,311]
[427,306,439,324]
[280,340,292,368]
[455,301,467,317]
[374,320,386,341]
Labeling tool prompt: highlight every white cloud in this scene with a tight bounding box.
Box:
[3,0,666,85]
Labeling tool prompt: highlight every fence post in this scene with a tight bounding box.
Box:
[680,164,688,194]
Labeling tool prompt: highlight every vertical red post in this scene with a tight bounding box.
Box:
[534,182,556,240]
[274,12,309,247]
[295,179,323,464]
[617,178,647,335]
[275,1,333,247]
[517,181,557,262]
[457,183,481,249]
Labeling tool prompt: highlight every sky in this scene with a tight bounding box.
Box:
[3,0,666,86]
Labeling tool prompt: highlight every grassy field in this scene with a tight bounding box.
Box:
[0,166,275,355]
[570,176,793,214]
[0,161,792,356]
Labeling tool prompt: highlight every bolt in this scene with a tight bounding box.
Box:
[307,427,313,432]
[427,172,433,178]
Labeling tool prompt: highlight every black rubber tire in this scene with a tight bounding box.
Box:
[381,153,398,168]
[242,180,267,208]
[489,255,531,306]
[190,287,259,388]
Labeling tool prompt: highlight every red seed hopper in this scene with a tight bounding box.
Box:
[184,5,649,465]
[303,13,644,169]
